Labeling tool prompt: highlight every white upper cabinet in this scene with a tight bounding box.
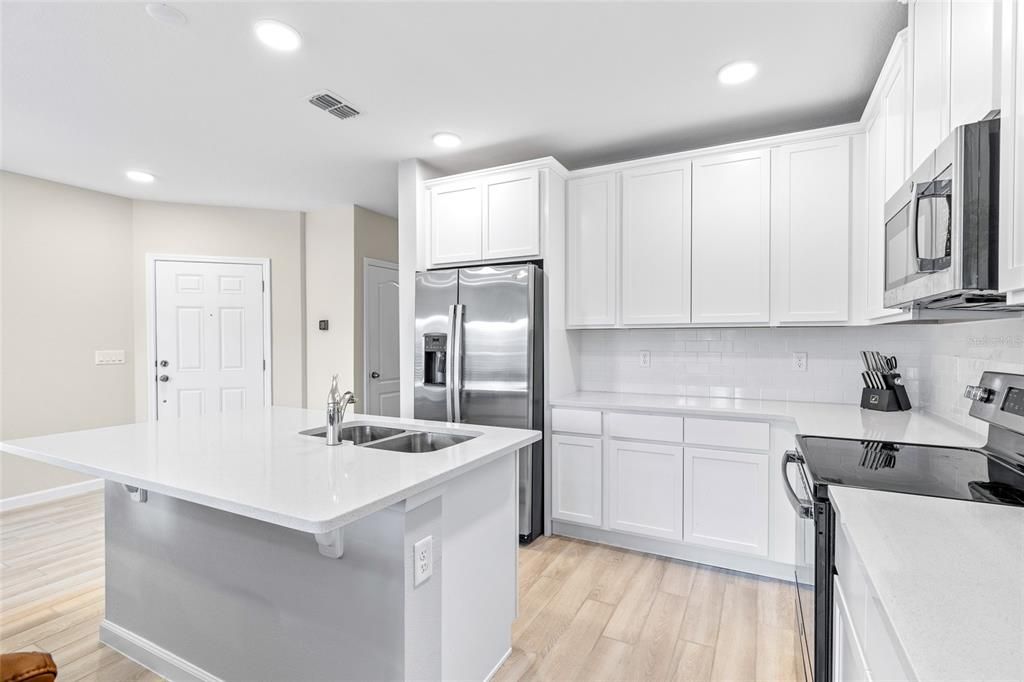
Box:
[620,161,692,325]
[882,34,910,201]
[482,168,541,261]
[691,149,771,324]
[770,136,851,323]
[566,173,619,327]
[423,159,563,269]
[1002,0,1024,296]
[909,0,1000,171]
[910,0,951,171]
[429,179,483,265]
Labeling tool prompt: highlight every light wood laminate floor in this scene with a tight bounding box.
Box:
[1,492,802,681]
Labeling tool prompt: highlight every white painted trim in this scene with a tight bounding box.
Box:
[422,156,569,188]
[362,258,399,414]
[0,478,104,512]
[145,254,273,420]
[484,648,513,682]
[100,620,222,682]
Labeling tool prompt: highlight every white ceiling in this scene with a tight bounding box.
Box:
[1,1,906,217]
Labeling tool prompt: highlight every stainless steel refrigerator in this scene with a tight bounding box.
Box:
[414,263,544,543]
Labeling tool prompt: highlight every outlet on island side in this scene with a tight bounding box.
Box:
[413,535,433,586]
[791,352,808,372]
[639,351,651,369]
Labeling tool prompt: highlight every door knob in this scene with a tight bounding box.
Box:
[158,375,170,382]
[159,360,169,367]
[370,371,380,379]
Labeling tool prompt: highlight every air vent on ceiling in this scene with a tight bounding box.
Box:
[308,90,360,120]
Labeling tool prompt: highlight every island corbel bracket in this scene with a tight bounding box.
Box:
[122,484,148,503]
[314,527,345,558]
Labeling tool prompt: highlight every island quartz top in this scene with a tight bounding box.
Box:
[0,407,540,533]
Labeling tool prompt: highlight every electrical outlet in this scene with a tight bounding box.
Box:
[95,350,126,365]
[639,351,651,369]
[413,535,433,586]
[791,352,808,372]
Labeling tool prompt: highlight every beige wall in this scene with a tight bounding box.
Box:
[353,206,399,402]
[1,173,135,498]
[130,201,306,419]
[303,206,397,409]
[304,206,356,406]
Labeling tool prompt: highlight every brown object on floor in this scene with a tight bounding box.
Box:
[0,653,58,682]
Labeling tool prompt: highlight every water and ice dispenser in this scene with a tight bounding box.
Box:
[423,333,447,386]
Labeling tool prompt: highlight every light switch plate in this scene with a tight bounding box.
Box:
[639,351,651,369]
[413,535,433,586]
[95,350,126,365]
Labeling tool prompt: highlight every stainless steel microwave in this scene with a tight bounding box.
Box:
[883,117,1002,310]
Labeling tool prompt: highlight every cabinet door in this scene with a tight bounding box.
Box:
[607,439,683,540]
[620,161,691,325]
[910,0,951,170]
[482,168,541,261]
[551,435,602,527]
[683,447,769,556]
[430,180,483,265]
[771,136,851,323]
[691,149,771,324]
[882,37,909,201]
[833,580,871,682]
[949,0,998,131]
[1002,0,1024,294]
[567,174,618,327]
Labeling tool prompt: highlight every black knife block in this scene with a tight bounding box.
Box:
[860,374,912,412]
[860,388,903,411]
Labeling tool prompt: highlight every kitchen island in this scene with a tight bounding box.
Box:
[1,407,541,681]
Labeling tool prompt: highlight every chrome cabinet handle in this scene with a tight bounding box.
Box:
[782,450,814,519]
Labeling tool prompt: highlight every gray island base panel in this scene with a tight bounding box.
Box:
[98,453,517,682]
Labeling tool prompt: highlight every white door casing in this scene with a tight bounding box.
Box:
[150,257,270,420]
[363,259,400,417]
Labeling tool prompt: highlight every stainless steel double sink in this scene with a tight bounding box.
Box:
[300,424,475,452]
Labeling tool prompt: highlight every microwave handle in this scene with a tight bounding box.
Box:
[911,182,952,272]
[783,450,814,519]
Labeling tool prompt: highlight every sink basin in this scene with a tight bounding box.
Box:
[300,425,405,444]
[365,431,475,453]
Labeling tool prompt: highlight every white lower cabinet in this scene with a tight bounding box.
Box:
[833,579,872,682]
[683,447,770,557]
[606,439,683,541]
[551,435,602,527]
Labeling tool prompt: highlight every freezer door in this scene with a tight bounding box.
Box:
[414,270,458,422]
[457,265,537,429]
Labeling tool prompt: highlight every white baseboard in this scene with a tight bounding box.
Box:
[0,479,104,512]
[484,647,512,682]
[100,620,221,682]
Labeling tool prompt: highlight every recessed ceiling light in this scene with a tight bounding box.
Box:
[432,132,462,148]
[718,61,759,86]
[145,3,187,26]
[125,170,156,184]
[254,19,302,52]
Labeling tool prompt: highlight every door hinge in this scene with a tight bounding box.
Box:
[262,280,265,292]
[263,359,266,370]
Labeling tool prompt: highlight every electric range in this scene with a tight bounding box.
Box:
[785,371,1024,682]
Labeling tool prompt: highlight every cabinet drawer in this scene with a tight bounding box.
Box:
[685,417,769,451]
[551,408,603,435]
[606,412,684,442]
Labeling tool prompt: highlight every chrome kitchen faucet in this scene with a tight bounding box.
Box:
[326,375,356,446]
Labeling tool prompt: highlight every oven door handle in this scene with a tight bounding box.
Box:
[783,450,814,519]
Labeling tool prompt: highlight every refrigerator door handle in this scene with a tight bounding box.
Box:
[445,305,456,422]
[451,303,465,423]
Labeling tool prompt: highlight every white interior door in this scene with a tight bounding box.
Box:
[364,260,400,416]
[154,260,267,419]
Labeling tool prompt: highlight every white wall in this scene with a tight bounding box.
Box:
[572,317,1024,434]
[0,172,135,498]
[131,200,306,418]
[353,206,399,402]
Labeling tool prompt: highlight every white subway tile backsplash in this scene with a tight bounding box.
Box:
[573,317,1024,431]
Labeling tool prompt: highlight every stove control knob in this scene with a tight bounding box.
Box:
[964,385,995,403]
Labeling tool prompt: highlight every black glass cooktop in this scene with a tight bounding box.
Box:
[796,435,1024,507]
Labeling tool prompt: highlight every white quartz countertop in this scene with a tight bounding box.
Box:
[551,391,985,446]
[829,487,1024,682]
[0,408,540,534]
